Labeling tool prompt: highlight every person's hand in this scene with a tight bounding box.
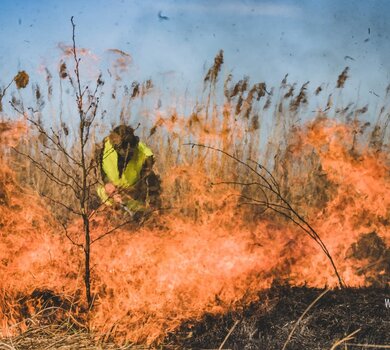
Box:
[105,183,122,203]
[104,183,116,195]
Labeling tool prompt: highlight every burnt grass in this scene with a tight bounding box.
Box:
[164,284,390,349]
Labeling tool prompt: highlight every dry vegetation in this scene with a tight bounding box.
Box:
[0,34,389,349]
[8,52,390,220]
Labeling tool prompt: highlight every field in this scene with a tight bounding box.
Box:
[0,45,389,349]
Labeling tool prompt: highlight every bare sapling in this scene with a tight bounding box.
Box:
[186,143,345,288]
[10,17,133,309]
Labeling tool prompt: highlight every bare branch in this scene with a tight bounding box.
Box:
[40,150,82,191]
[238,202,269,215]
[212,181,270,204]
[87,184,137,219]
[28,116,80,166]
[12,147,79,193]
[60,222,84,249]
[71,16,83,119]
[10,101,81,167]
[186,143,345,288]
[9,100,25,115]
[91,219,134,245]
[185,143,276,192]
[248,159,281,194]
[40,192,81,216]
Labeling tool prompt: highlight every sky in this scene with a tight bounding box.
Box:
[1,0,390,110]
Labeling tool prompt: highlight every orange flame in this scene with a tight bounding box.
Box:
[0,116,388,344]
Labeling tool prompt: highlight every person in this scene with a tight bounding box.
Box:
[96,125,161,215]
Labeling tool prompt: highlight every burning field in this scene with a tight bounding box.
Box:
[0,41,389,349]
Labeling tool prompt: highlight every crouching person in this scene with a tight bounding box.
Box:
[96,125,161,219]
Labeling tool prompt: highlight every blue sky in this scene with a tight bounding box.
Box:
[1,0,390,108]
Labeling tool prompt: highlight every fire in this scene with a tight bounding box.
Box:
[0,116,388,344]
[87,216,287,342]
[303,117,389,286]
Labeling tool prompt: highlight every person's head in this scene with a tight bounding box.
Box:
[109,125,139,158]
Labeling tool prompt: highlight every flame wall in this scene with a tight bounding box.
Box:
[0,117,388,344]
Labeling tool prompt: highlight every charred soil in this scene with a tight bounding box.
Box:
[1,285,388,349]
[165,285,390,350]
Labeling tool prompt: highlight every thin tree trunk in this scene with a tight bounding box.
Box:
[83,214,92,308]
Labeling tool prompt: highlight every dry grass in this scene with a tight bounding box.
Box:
[0,50,389,348]
[6,51,389,223]
[0,324,139,350]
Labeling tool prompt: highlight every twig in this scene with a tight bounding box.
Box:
[60,223,84,249]
[90,219,135,245]
[87,182,138,219]
[0,341,16,350]
[39,150,82,190]
[91,205,176,245]
[185,143,275,192]
[1,79,14,97]
[12,106,81,166]
[329,329,361,349]
[238,202,269,215]
[248,158,281,194]
[282,288,330,350]
[12,147,79,193]
[186,143,344,288]
[212,181,270,204]
[344,343,390,349]
[218,320,240,350]
[71,16,83,119]
[43,335,70,350]
[41,192,81,216]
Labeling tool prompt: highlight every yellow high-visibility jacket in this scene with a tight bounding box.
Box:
[97,138,153,210]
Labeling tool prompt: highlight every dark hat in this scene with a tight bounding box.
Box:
[109,125,139,150]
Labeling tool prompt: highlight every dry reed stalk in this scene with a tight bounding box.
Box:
[344,344,390,349]
[329,329,361,350]
[282,288,330,350]
[217,320,239,350]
